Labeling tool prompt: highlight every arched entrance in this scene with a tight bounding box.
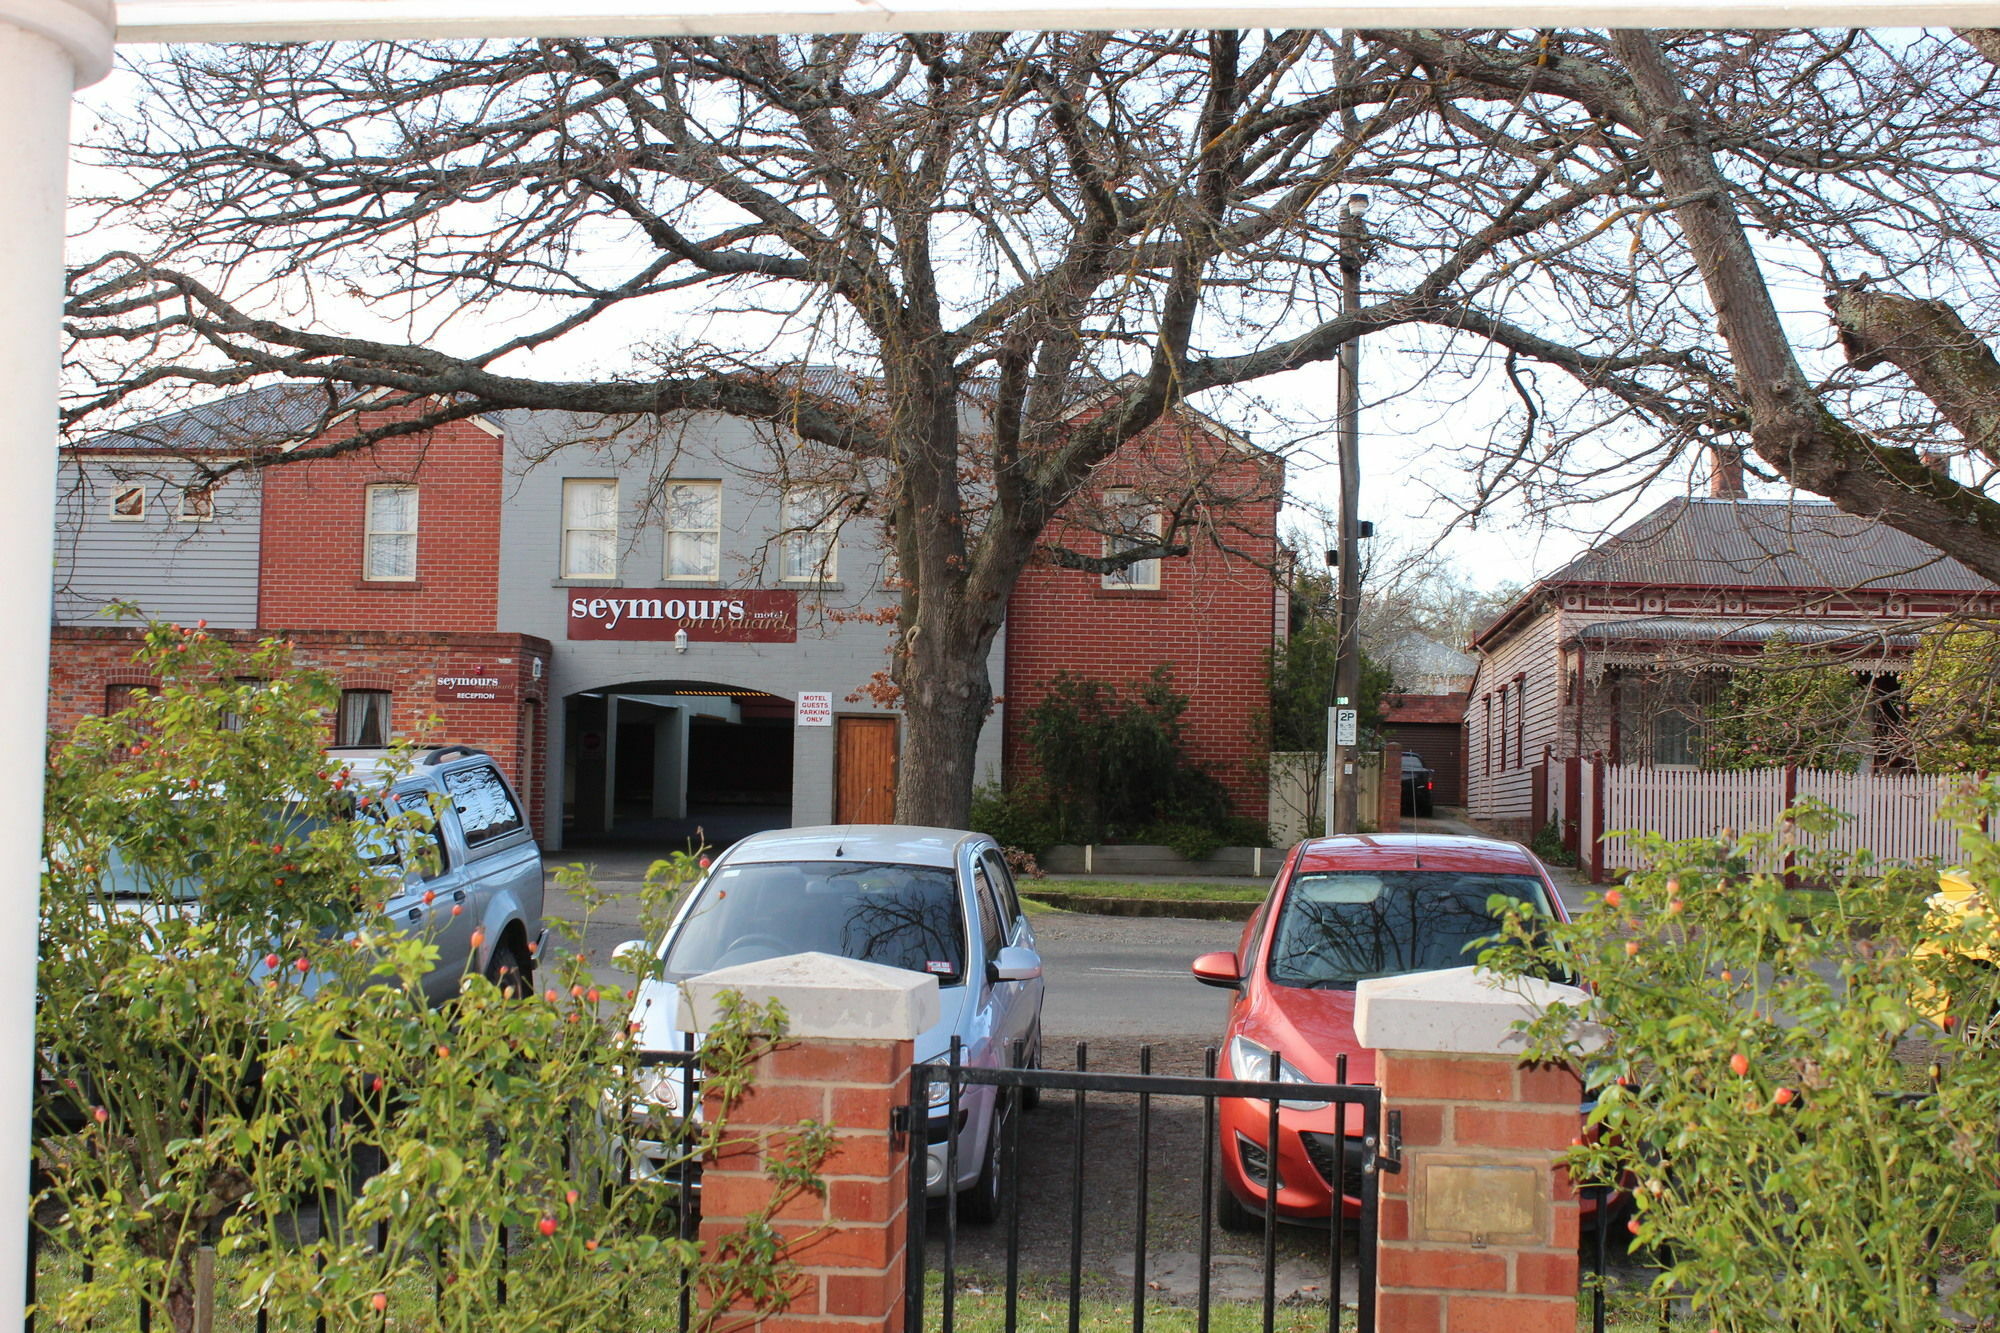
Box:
[562,679,794,849]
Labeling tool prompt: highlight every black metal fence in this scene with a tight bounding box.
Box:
[905,1041,1386,1333]
[26,1049,704,1333]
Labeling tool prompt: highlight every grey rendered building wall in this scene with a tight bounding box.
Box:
[492,409,1006,845]
[52,456,261,629]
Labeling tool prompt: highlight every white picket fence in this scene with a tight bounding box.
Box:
[1580,763,1977,880]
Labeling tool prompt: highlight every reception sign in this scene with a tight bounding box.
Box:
[566,589,798,643]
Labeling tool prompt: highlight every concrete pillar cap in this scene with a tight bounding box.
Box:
[1353,965,1605,1057]
[678,950,939,1041]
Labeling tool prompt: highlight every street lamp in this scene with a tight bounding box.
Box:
[1326,192,1369,836]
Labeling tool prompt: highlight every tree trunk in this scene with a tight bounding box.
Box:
[893,618,995,828]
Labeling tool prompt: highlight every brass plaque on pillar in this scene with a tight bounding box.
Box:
[1413,1159,1543,1245]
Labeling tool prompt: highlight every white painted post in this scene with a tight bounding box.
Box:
[0,5,113,1321]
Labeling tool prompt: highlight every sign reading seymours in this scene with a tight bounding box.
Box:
[566,589,799,643]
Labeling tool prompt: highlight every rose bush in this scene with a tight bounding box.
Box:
[37,624,826,1331]
[1484,790,2000,1330]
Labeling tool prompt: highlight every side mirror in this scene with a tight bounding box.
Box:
[1191,950,1243,990]
[989,945,1043,984]
[611,938,654,972]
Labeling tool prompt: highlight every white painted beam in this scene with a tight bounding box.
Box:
[102,0,2000,45]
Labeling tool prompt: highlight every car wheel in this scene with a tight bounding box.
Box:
[958,1111,1006,1225]
[487,938,531,998]
[1215,1155,1260,1234]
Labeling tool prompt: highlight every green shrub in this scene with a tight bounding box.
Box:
[1528,819,1576,867]
[37,625,824,1333]
[1025,666,1231,843]
[1141,822,1226,862]
[1483,791,2000,1330]
[968,778,1063,856]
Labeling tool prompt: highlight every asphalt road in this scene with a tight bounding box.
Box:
[540,857,1243,1040]
[1028,911,1241,1040]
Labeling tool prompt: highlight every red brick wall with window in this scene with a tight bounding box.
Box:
[48,627,554,840]
[1002,411,1283,820]
[257,410,504,632]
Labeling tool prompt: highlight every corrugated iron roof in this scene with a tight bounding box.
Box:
[73,382,361,453]
[1571,617,1921,650]
[1544,498,1992,593]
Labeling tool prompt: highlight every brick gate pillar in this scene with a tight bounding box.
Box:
[1354,965,1603,1333]
[680,951,939,1333]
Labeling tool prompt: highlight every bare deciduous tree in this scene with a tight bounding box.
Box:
[66,32,1632,824]
[64,28,2000,822]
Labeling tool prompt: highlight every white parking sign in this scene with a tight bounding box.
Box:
[796,691,833,726]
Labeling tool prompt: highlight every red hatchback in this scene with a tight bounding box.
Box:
[1191,833,1571,1229]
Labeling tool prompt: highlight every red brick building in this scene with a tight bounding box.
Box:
[257,410,507,633]
[47,626,553,828]
[53,386,1283,843]
[1001,403,1284,818]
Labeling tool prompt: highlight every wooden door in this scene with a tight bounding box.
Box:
[836,716,898,824]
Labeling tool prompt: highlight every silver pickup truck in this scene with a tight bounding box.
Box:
[321,744,547,1002]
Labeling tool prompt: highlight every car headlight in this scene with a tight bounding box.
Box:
[1228,1035,1330,1111]
[927,1077,957,1111]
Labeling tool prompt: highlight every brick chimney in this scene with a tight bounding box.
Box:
[1709,446,1746,500]
[1919,449,1953,476]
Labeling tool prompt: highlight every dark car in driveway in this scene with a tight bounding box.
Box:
[1399,751,1436,817]
[1190,833,1570,1229]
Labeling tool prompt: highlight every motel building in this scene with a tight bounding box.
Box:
[47,384,1283,851]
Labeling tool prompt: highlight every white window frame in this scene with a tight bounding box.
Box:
[782,488,840,583]
[561,478,620,580]
[108,483,146,522]
[363,484,419,582]
[1101,488,1163,591]
[663,480,722,582]
[177,483,215,522]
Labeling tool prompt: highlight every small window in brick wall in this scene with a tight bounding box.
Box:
[338,690,393,747]
[364,484,419,580]
[105,683,151,714]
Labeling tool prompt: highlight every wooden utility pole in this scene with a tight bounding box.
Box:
[1330,192,1368,835]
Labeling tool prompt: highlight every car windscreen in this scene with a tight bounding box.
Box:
[661,860,967,985]
[1266,870,1549,988]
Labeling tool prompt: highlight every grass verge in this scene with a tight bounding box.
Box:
[1023,878,1268,904]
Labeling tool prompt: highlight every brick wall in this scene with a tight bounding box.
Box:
[49,626,555,839]
[1374,1052,1582,1331]
[258,410,504,633]
[1003,411,1282,819]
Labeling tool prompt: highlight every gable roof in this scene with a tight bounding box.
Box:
[72,383,359,454]
[1543,497,1991,593]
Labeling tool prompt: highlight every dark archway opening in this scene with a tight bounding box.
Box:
[563,680,794,852]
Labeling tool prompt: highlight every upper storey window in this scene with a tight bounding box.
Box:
[562,479,619,579]
[364,484,418,581]
[1101,488,1163,591]
[108,484,146,521]
[782,489,839,582]
[664,482,721,581]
